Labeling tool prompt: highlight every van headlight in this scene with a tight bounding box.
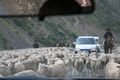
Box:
[91,48,96,52]
[75,48,80,51]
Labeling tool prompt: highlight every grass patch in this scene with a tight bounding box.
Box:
[0,33,8,50]
[11,18,32,32]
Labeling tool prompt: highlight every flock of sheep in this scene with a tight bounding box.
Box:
[0,47,120,79]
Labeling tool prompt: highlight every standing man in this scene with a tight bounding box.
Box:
[103,28,114,53]
[33,39,39,48]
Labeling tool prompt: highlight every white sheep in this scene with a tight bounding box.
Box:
[1,47,120,78]
[28,53,38,59]
[0,64,11,76]
[90,58,97,72]
[8,62,15,74]
[73,57,84,73]
[14,61,26,74]
[105,59,120,79]
[21,59,38,72]
[37,59,67,78]
[63,58,71,67]
[0,60,7,66]
[34,55,47,64]
[1,54,12,60]
[14,70,38,77]
[6,58,20,65]
[47,58,56,65]
[113,54,120,64]
[37,63,51,77]
[98,53,107,64]
[94,58,106,77]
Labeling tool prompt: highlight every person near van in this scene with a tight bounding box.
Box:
[103,28,114,53]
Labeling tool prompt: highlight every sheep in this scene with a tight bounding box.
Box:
[18,56,28,61]
[14,61,26,74]
[1,54,12,60]
[113,54,120,64]
[37,63,51,77]
[114,45,120,54]
[37,59,67,78]
[1,47,120,78]
[0,64,11,76]
[90,58,97,73]
[7,62,14,69]
[73,57,84,73]
[14,70,38,77]
[86,53,100,77]
[93,58,106,77]
[97,53,109,71]
[0,60,8,66]
[20,59,38,72]
[53,59,68,77]
[105,59,120,79]
[48,52,58,59]
[35,55,47,64]
[6,58,19,65]
[62,58,72,74]
[63,58,71,67]
[11,54,19,58]
[47,59,56,65]
[55,52,64,59]
[98,53,107,64]
[28,53,38,59]
[79,52,89,64]
[71,58,84,76]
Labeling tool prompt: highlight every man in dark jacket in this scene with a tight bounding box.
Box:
[103,28,114,53]
[104,28,113,40]
[33,39,39,48]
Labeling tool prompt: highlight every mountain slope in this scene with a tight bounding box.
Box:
[0,0,120,50]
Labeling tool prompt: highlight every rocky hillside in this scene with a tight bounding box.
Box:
[0,0,120,50]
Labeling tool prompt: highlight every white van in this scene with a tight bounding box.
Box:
[74,36,101,53]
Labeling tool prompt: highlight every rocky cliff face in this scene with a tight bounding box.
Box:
[0,0,120,50]
[0,0,46,15]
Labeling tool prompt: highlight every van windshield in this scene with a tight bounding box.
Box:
[76,38,95,44]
